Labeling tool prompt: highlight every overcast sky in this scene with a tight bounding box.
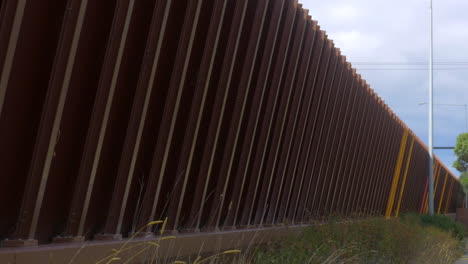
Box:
[300,0,468,176]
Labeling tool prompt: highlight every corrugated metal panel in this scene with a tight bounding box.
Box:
[0,0,463,248]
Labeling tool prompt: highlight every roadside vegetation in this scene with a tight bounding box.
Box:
[454,133,468,202]
[248,214,465,264]
[95,214,464,264]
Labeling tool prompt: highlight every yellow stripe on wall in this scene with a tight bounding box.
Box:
[385,128,408,219]
[434,165,442,196]
[445,178,455,214]
[437,172,449,214]
[395,137,415,217]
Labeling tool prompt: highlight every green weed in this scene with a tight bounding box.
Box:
[251,216,464,264]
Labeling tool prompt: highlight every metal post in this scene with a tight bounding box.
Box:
[428,0,434,215]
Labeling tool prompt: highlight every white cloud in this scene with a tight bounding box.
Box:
[329,5,360,20]
[332,30,382,56]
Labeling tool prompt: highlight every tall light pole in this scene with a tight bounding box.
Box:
[419,102,468,208]
[428,0,434,215]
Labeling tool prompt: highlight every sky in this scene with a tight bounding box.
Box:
[300,0,468,176]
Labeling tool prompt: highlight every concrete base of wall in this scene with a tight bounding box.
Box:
[0,225,307,264]
[1,240,38,248]
[52,236,85,243]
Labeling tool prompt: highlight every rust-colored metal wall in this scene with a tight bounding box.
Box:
[0,0,464,247]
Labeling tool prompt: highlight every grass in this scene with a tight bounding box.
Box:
[95,218,242,264]
[415,213,465,240]
[92,214,464,263]
[249,215,465,264]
